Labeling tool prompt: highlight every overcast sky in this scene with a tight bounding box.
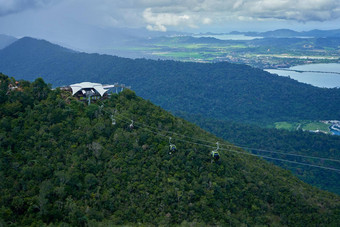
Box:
[1,0,340,50]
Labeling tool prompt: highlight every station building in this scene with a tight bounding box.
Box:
[62,82,129,103]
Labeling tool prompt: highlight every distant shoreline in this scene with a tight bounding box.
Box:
[265,63,340,88]
[280,68,340,75]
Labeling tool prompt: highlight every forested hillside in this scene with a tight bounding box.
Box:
[1,37,339,196]
[176,112,340,194]
[1,37,340,124]
[1,74,339,226]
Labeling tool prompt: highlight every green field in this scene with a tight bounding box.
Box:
[274,121,331,133]
[303,121,331,132]
[154,51,205,59]
[274,121,300,131]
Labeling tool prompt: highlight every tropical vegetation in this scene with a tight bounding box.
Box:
[1,75,339,226]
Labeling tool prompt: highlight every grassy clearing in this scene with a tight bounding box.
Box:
[227,44,248,48]
[155,51,204,59]
[124,47,161,51]
[274,122,300,131]
[302,122,331,132]
[274,121,332,133]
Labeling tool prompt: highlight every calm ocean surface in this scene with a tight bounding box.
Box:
[331,129,340,135]
[265,63,340,88]
[193,34,262,40]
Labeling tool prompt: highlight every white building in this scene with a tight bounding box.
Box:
[66,82,129,103]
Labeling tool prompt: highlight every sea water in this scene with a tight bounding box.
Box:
[331,129,340,136]
[193,34,262,40]
[265,63,340,88]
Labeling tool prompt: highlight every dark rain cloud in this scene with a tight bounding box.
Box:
[0,0,54,16]
[140,0,340,31]
[1,0,340,31]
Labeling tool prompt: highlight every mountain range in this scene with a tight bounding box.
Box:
[1,37,339,124]
[229,28,340,38]
[0,36,339,195]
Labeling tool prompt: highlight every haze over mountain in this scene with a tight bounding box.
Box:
[0,34,17,50]
[1,0,340,55]
[2,28,340,57]
[230,28,340,38]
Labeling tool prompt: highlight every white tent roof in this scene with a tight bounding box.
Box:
[70,82,109,96]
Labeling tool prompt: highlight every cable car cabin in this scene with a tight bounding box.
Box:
[168,137,177,154]
[169,144,177,152]
[129,120,134,129]
[211,150,220,160]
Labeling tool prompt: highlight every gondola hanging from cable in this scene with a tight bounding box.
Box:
[129,120,134,129]
[110,115,116,125]
[211,142,220,161]
[169,137,177,154]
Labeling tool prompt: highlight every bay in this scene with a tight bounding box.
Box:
[193,34,262,40]
[265,63,340,88]
[331,129,340,136]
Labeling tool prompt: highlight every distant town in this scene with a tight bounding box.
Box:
[127,34,340,69]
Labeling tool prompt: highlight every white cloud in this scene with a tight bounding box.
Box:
[202,17,212,25]
[143,8,192,31]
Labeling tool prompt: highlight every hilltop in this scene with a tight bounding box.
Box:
[1,75,339,226]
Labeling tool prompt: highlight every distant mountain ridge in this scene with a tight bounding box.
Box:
[1,37,340,124]
[1,37,340,196]
[229,29,340,38]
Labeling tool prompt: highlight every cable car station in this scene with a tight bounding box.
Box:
[62,82,130,104]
